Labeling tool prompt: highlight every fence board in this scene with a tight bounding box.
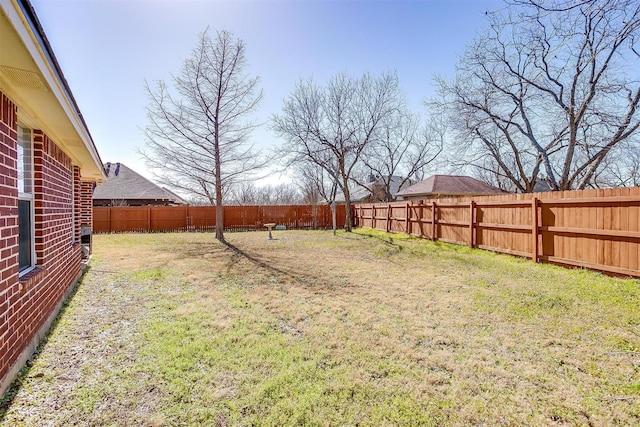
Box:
[94,204,346,234]
[150,205,188,232]
[187,206,216,231]
[355,187,640,277]
[630,187,639,271]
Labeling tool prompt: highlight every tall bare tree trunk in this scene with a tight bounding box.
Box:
[141,29,264,225]
[214,136,224,240]
[272,71,403,231]
[342,174,353,232]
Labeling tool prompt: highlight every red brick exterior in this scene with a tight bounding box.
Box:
[0,91,91,392]
[0,93,19,382]
[73,166,81,245]
[79,180,94,229]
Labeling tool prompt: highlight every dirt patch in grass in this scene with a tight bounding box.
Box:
[1,229,639,426]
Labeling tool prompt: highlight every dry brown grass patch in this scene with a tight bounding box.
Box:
[1,229,638,426]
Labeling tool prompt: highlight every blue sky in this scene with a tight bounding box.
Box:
[31,0,502,183]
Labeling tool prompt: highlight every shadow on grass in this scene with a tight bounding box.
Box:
[344,229,407,251]
[221,238,302,284]
[0,265,92,421]
[219,238,352,291]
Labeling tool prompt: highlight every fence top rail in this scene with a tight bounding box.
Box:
[474,200,533,207]
[428,202,471,208]
[538,195,640,205]
[354,194,640,209]
[95,204,333,209]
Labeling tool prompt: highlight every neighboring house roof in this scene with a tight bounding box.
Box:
[92,163,185,204]
[334,175,411,203]
[334,183,372,203]
[0,0,105,182]
[533,179,554,192]
[396,175,507,198]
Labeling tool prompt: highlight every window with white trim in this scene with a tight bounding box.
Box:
[17,125,35,274]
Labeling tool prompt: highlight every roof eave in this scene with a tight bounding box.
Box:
[1,0,106,182]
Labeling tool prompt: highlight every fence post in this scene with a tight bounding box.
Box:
[147,206,151,232]
[432,201,437,241]
[405,202,410,235]
[531,197,539,262]
[386,204,391,233]
[371,205,375,229]
[107,207,111,234]
[418,200,423,237]
[469,200,475,248]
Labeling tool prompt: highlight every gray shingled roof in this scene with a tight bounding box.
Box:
[92,163,184,203]
[334,176,411,203]
[396,175,506,197]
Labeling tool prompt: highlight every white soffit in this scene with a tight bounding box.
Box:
[0,0,105,182]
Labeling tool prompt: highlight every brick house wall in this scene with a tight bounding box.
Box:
[79,180,94,228]
[0,93,19,380]
[0,91,89,393]
[73,166,81,245]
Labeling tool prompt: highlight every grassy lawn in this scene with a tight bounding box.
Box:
[1,229,639,426]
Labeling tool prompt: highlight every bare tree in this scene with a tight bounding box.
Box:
[295,162,339,205]
[142,29,264,240]
[227,182,302,205]
[227,181,260,205]
[263,183,302,205]
[437,0,640,192]
[357,111,443,201]
[109,198,128,207]
[590,140,640,187]
[272,71,403,231]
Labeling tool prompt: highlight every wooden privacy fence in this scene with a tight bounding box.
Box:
[355,187,640,278]
[94,204,346,234]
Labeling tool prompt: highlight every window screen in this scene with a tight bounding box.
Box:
[18,199,32,272]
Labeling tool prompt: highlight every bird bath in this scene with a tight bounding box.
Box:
[264,223,276,240]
